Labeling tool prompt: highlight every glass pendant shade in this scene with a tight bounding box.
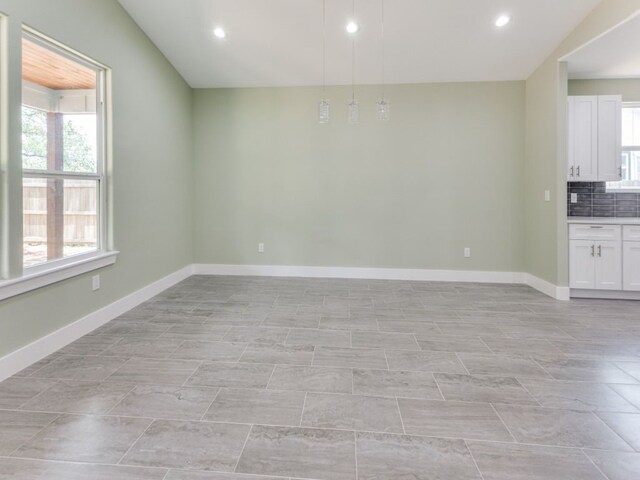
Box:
[348,98,359,124]
[318,99,330,124]
[376,98,390,121]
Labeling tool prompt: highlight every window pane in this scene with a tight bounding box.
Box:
[23,178,99,267]
[22,36,98,173]
[22,106,48,169]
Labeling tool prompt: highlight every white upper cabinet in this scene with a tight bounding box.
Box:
[568,96,598,181]
[567,95,622,182]
[597,96,623,182]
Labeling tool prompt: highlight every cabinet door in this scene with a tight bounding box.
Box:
[623,242,640,291]
[597,95,622,181]
[595,240,622,290]
[572,96,598,181]
[569,240,596,289]
[567,97,575,181]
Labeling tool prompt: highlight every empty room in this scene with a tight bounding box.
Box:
[1,0,640,479]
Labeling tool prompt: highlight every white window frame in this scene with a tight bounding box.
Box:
[0,25,117,301]
[607,102,640,193]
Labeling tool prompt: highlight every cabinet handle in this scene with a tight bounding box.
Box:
[576,166,581,177]
[591,245,595,257]
[619,166,622,178]
[570,166,574,177]
[589,226,604,229]
[598,245,602,257]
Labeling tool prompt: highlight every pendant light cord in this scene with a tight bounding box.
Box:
[381,0,385,100]
[322,0,326,96]
[351,0,356,101]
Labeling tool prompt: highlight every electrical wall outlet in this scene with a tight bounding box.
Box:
[545,190,551,202]
[92,275,100,291]
[258,243,265,253]
[571,193,578,203]
[464,248,471,258]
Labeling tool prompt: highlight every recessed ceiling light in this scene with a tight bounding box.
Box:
[495,15,511,28]
[213,27,226,39]
[346,22,359,34]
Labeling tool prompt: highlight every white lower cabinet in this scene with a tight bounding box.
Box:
[594,240,622,290]
[569,224,623,291]
[569,239,621,290]
[569,240,596,289]
[623,241,640,291]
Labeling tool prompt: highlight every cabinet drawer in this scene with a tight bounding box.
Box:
[623,225,640,241]
[569,224,621,240]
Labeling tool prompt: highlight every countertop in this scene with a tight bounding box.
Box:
[568,217,640,225]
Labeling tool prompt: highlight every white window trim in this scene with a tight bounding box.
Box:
[607,103,640,192]
[0,250,118,301]
[0,26,118,298]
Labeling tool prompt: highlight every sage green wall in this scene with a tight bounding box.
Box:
[193,82,525,272]
[525,0,640,286]
[0,0,193,358]
[569,79,640,101]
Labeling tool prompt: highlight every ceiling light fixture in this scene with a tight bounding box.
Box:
[495,15,510,28]
[346,21,359,34]
[213,27,226,39]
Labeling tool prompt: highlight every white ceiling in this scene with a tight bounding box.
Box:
[118,0,601,88]
[567,13,640,80]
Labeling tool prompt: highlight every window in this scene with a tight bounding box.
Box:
[607,104,640,191]
[0,27,115,300]
[21,31,106,269]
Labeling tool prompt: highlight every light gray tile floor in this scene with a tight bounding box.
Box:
[1,275,640,479]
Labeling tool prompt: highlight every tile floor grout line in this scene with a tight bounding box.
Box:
[579,448,613,480]
[233,423,254,473]
[13,379,61,410]
[432,372,446,401]
[454,352,471,375]
[511,378,543,408]
[180,360,204,388]
[590,409,637,452]
[0,455,171,472]
[299,391,308,427]
[115,417,156,466]
[199,387,222,421]
[5,411,62,458]
[395,397,407,435]
[104,383,139,415]
[264,364,278,390]
[236,344,251,364]
[602,383,640,412]
[489,402,518,443]
[464,438,488,480]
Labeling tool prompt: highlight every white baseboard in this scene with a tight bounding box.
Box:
[193,263,569,301]
[193,263,526,284]
[0,265,193,382]
[570,289,640,300]
[524,273,570,301]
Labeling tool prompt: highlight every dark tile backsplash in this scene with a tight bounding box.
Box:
[568,182,640,217]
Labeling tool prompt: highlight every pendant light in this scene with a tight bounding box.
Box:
[318,0,330,123]
[376,0,390,121]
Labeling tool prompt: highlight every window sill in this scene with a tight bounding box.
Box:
[0,251,118,301]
